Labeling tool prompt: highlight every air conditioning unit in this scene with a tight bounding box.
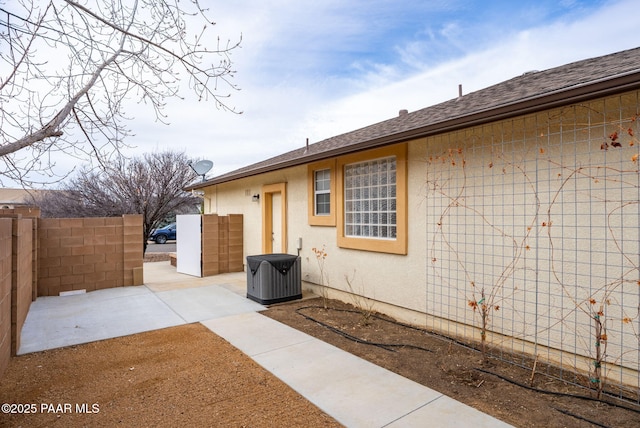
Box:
[246,254,302,304]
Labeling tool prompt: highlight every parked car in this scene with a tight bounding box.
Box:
[149,223,176,244]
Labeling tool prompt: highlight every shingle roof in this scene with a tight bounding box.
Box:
[188,47,640,189]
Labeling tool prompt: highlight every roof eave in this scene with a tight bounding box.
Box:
[186,70,640,191]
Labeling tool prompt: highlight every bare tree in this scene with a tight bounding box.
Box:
[0,0,240,185]
[33,150,202,253]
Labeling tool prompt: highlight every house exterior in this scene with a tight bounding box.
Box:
[0,188,45,210]
[187,48,640,395]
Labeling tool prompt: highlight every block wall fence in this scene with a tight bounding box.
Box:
[0,219,12,379]
[202,214,243,276]
[0,214,35,380]
[0,211,144,380]
[38,215,143,296]
[12,218,33,358]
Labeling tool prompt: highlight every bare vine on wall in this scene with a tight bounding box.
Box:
[426,110,640,398]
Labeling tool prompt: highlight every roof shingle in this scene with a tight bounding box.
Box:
[188,47,640,189]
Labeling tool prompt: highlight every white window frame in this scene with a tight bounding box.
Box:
[314,168,331,216]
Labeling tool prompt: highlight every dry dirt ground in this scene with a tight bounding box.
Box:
[1,291,638,427]
[0,323,340,428]
[264,299,640,428]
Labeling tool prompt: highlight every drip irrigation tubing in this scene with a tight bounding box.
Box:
[299,305,489,353]
[475,368,640,414]
[295,306,433,353]
[295,305,640,413]
[551,407,610,428]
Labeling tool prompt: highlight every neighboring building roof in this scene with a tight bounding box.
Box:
[187,47,640,190]
[0,188,43,208]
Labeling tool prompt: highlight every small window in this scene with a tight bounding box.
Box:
[308,160,336,226]
[314,169,331,215]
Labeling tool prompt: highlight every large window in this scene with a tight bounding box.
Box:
[337,144,407,254]
[344,157,396,239]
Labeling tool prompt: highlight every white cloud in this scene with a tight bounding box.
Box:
[292,0,640,151]
[4,0,639,186]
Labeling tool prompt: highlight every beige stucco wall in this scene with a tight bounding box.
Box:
[203,142,430,319]
[202,90,640,390]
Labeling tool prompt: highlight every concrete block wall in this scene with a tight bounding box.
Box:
[0,206,40,218]
[201,214,243,277]
[0,219,12,379]
[11,218,33,356]
[228,214,244,272]
[201,214,219,276]
[0,209,38,302]
[122,215,144,286]
[38,214,143,296]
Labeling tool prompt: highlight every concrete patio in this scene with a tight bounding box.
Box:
[19,261,512,428]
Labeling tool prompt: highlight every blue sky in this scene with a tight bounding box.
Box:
[135,0,637,180]
[6,0,640,185]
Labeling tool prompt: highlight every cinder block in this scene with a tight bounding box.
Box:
[122,215,142,226]
[47,266,73,277]
[124,260,142,271]
[123,226,141,238]
[59,218,83,228]
[39,257,61,268]
[96,245,117,256]
[71,245,95,256]
[104,251,121,263]
[83,254,106,264]
[122,233,143,246]
[37,276,60,288]
[45,284,60,297]
[229,262,243,273]
[83,218,105,227]
[202,242,217,252]
[40,237,61,248]
[105,269,122,281]
[60,236,84,247]
[46,246,73,257]
[72,264,95,275]
[39,218,60,228]
[84,235,106,246]
[95,262,117,273]
[94,226,115,236]
[132,267,143,285]
[95,279,118,290]
[83,271,106,283]
[59,274,84,286]
[105,218,121,226]
[60,255,83,266]
[123,272,133,286]
[124,245,142,256]
[104,235,123,245]
[46,227,71,238]
[72,227,94,237]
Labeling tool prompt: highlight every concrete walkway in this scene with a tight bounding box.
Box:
[19,262,512,428]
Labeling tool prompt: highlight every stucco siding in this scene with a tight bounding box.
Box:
[203,90,640,390]
[204,143,430,315]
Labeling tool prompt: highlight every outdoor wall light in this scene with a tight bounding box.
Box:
[252,194,260,202]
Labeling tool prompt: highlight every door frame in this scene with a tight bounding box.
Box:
[261,182,287,254]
